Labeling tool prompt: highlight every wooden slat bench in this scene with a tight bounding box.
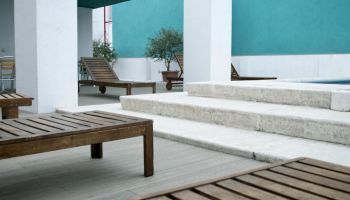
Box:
[0,111,154,177]
[133,157,350,199]
[0,93,33,119]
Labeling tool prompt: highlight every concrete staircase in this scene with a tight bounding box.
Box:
[59,81,350,166]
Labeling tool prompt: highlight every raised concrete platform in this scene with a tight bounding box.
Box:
[57,103,350,167]
[187,81,350,111]
[120,92,350,145]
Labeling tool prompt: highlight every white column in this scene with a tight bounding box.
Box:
[15,0,78,113]
[184,0,232,83]
[78,7,93,58]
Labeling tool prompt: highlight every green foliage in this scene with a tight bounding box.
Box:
[93,39,117,62]
[145,28,183,71]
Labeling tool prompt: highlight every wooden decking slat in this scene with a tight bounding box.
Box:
[194,184,250,200]
[15,119,62,132]
[236,174,327,199]
[50,115,99,127]
[300,158,350,175]
[2,120,47,134]
[28,118,76,131]
[0,122,33,137]
[271,166,350,193]
[286,162,350,183]
[148,197,172,200]
[254,170,350,199]
[217,179,288,200]
[171,190,210,200]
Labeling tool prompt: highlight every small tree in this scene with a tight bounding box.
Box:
[93,39,118,62]
[145,28,183,71]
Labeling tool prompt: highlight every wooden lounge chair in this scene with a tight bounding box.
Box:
[79,57,156,95]
[231,64,277,81]
[166,53,184,90]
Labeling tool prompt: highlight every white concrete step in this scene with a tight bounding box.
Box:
[57,103,350,167]
[187,81,350,111]
[120,92,350,145]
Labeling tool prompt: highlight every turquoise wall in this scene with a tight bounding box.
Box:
[113,0,350,57]
[233,0,350,55]
[112,0,183,58]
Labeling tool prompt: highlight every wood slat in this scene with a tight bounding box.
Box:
[286,162,350,183]
[270,166,350,193]
[72,113,118,124]
[0,130,17,139]
[2,94,13,99]
[236,174,327,199]
[85,112,131,123]
[171,190,210,200]
[217,179,288,200]
[94,111,139,121]
[61,114,108,126]
[194,184,250,200]
[2,120,47,134]
[254,170,350,199]
[39,116,87,129]
[15,119,62,132]
[300,158,350,175]
[28,118,76,131]
[148,197,172,200]
[52,115,100,127]
[0,123,33,137]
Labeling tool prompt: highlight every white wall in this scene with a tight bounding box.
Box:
[114,58,181,82]
[0,0,15,57]
[232,54,350,79]
[78,7,93,58]
[15,0,78,113]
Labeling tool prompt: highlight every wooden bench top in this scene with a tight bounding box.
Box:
[134,157,350,200]
[0,93,33,107]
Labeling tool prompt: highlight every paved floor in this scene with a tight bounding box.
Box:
[78,83,183,106]
[0,137,265,200]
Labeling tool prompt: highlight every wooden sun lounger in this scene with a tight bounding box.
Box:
[133,157,350,199]
[0,93,33,119]
[232,64,277,81]
[0,111,154,177]
[79,57,156,95]
[166,54,184,91]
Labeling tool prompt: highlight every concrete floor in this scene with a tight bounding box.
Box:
[78,83,183,106]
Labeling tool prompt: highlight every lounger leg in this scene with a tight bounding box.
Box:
[2,106,19,119]
[152,83,156,93]
[143,124,154,177]
[126,85,132,95]
[91,143,103,159]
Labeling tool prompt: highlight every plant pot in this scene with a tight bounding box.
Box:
[161,71,179,82]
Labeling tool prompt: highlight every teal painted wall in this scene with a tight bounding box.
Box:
[233,0,350,55]
[112,0,183,58]
[113,0,350,57]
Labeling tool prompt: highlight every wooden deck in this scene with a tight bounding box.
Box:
[136,158,350,200]
[0,137,265,200]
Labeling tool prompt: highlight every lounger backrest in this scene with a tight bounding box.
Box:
[80,57,119,81]
[231,63,240,79]
[174,53,184,78]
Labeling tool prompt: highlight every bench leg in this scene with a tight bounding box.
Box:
[152,84,156,93]
[91,143,103,159]
[144,124,154,177]
[2,107,19,119]
[126,85,132,95]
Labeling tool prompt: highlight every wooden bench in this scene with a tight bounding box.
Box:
[134,157,350,199]
[0,111,154,177]
[0,93,33,119]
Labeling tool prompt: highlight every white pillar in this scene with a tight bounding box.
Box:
[15,0,78,113]
[184,0,232,83]
[78,7,93,58]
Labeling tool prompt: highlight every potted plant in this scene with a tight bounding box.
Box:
[93,39,118,63]
[145,28,183,81]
